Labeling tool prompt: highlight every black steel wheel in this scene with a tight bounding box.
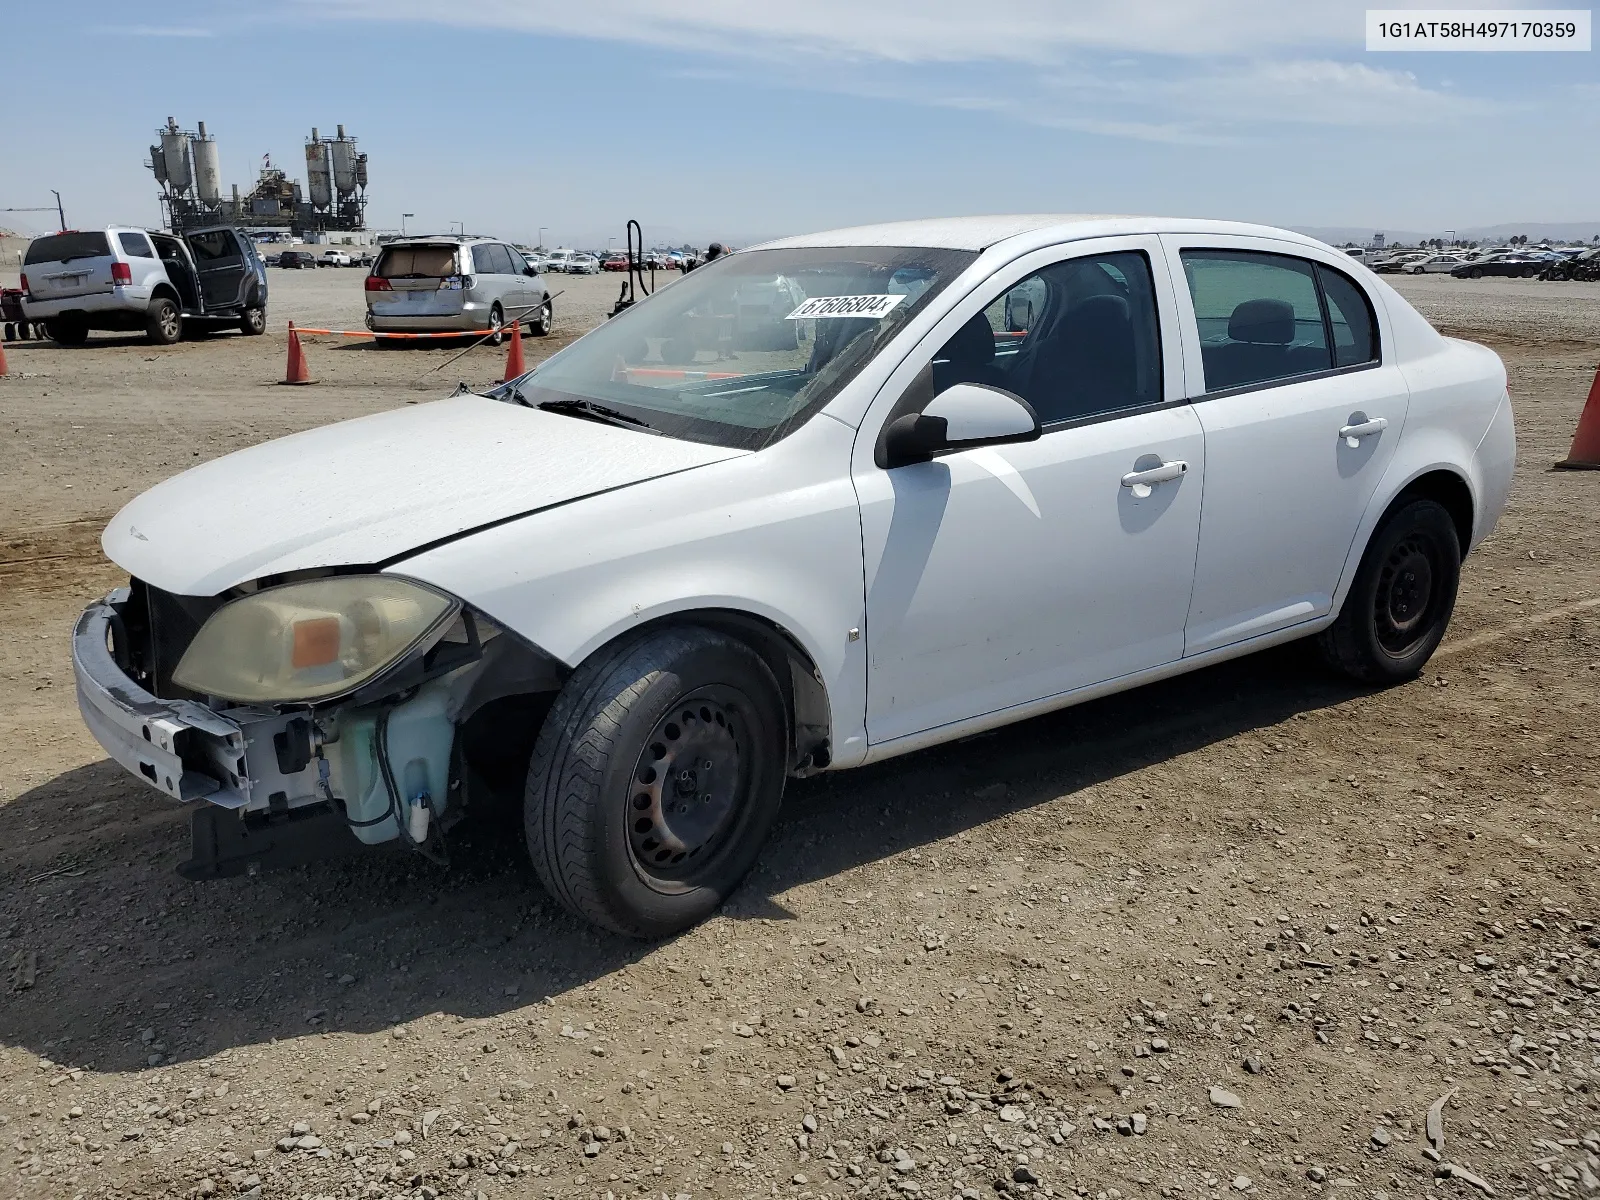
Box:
[1318,497,1460,683]
[524,627,787,937]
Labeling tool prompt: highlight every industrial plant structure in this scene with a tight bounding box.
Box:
[148,118,369,237]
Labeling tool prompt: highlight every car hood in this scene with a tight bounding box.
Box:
[103,394,746,596]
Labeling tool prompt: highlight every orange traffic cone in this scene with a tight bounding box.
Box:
[279,321,314,385]
[1555,365,1600,470]
[0,341,8,377]
[502,318,526,382]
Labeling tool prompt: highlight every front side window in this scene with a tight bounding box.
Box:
[520,246,976,449]
[932,250,1163,425]
[1182,250,1332,392]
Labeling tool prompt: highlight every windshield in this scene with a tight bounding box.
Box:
[515,245,976,449]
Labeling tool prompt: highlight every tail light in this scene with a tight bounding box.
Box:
[459,275,475,291]
[364,276,391,292]
[111,262,132,286]
[19,273,29,296]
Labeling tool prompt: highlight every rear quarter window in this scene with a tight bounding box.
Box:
[24,232,111,265]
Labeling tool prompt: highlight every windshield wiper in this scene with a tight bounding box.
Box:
[535,397,656,431]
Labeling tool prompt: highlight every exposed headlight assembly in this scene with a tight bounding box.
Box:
[173,576,460,704]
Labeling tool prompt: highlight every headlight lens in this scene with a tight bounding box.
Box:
[173,576,459,704]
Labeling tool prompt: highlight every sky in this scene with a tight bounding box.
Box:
[2,1,1596,248]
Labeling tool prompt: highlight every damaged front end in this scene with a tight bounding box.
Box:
[72,575,563,879]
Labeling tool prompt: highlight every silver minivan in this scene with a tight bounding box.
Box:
[364,236,552,343]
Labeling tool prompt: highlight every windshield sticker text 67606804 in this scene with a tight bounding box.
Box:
[785,294,906,321]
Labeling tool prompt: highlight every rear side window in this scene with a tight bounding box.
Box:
[188,231,239,262]
[118,232,155,258]
[377,245,459,279]
[473,244,511,275]
[1316,265,1379,368]
[24,232,111,265]
[1182,250,1333,392]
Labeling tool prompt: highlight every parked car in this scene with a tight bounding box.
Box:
[318,250,352,268]
[1541,248,1600,281]
[1371,252,1428,274]
[277,251,318,269]
[602,255,630,272]
[71,214,1513,937]
[1399,254,1465,275]
[350,252,376,268]
[565,254,601,275]
[263,254,282,268]
[363,235,552,343]
[1451,254,1544,279]
[21,225,268,345]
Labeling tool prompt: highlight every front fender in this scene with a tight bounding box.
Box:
[389,417,871,768]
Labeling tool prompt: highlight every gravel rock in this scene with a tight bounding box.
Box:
[1209,1086,1242,1109]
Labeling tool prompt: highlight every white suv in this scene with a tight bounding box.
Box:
[22,225,268,345]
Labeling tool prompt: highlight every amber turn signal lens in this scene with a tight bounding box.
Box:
[291,617,341,668]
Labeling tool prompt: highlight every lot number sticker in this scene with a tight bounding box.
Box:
[786,294,906,321]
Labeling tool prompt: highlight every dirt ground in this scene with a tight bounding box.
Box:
[0,270,1598,1200]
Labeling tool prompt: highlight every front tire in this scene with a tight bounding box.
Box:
[1317,498,1460,684]
[524,627,788,938]
[530,300,553,337]
[146,298,182,345]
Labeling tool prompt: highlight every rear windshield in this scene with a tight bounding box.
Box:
[25,232,111,265]
[377,245,459,279]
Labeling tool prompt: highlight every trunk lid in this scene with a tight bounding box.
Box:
[368,242,467,317]
[24,232,116,301]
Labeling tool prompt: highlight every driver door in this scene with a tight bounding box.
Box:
[853,238,1205,745]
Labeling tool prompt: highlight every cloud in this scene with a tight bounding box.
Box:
[300,0,1500,139]
[94,25,215,38]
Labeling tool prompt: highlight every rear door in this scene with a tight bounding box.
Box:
[1164,237,1410,656]
[23,231,116,302]
[370,242,466,319]
[185,228,248,310]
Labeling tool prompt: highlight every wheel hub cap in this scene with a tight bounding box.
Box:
[628,695,743,881]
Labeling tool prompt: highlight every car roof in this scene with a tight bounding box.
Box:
[753,214,1336,253]
[383,235,498,246]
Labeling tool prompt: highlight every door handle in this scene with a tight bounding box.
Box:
[1339,417,1388,446]
[1120,460,1189,489]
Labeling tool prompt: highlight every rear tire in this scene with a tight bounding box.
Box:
[485,303,505,347]
[1469,267,1484,279]
[239,306,267,336]
[145,298,182,345]
[48,317,89,346]
[1317,498,1460,684]
[523,627,788,938]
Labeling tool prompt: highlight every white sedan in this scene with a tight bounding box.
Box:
[1404,253,1465,274]
[73,215,1514,936]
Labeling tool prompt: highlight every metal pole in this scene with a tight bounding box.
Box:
[402,213,414,236]
[538,227,547,250]
[52,190,65,231]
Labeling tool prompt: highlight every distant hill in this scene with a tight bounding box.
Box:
[1295,222,1600,246]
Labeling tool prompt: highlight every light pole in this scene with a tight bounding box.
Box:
[402,212,414,236]
[51,190,65,231]
[452,220,464,236]
[538,226,547,250]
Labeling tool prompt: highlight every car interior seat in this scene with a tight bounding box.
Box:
[1024,294,1138,423]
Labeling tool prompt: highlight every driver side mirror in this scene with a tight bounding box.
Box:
[523,266,539,277]
[881,383,1041,469]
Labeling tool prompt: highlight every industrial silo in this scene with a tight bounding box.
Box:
[330,124,360,197]
[149,145,168,187]
[305,129,333,211]
[192,121,222,205]
[161,120,192,195]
